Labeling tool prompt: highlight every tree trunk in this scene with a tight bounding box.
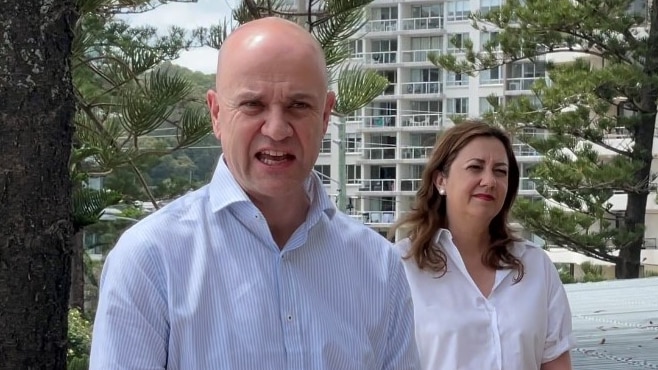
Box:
[70,230,85,312]
[617,0,658,279]
[0,1,78,369]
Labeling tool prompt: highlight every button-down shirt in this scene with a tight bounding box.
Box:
[397,229,575,370]
[90,157,420,370]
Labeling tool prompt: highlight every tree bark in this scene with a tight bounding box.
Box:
[0,1,78,369]
[70,230,85,312]
[617,0,658,279]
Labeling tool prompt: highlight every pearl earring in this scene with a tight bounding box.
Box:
[439,188,446,195]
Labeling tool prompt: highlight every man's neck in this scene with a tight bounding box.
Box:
[252,189,311,249]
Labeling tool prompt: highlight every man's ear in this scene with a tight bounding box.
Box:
[207,89,221,140]
[322,91,336,134]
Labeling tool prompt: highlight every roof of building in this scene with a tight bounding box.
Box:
[547,248,658,266]
[566,277,658,369]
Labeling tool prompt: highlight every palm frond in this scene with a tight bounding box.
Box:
[72,188,122,229]
[334,66,388,114]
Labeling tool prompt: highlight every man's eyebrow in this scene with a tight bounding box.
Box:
[234,91,262,101]
[289,92,319,101]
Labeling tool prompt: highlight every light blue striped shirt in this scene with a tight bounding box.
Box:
[90,157,420,369]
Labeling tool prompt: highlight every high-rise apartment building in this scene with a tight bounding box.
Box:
[315,0,546,239]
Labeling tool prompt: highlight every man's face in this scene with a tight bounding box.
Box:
[207,39,335,202]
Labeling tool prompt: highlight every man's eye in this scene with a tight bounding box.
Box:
[291,102,310,109]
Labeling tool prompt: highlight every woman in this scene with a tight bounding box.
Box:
[391,120,575,370]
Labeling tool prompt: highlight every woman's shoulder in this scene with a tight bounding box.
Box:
[510,239,559,273]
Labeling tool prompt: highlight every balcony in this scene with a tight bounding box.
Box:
[400,146,433,160]
[362,147,397,160]
[364,19,398,32]
[400,113,443,128]
[400,178,422,192]
[362,51,398,65]
[358,178,396,192]
[401,49,435,63]
[364,211,396,224]
[361,115,396,129]
[506,77,543,92]
[401,81,442,95]
[513,143,541,160]
[519,178,537,193]
[401,16,443,31]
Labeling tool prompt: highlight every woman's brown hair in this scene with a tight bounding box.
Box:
[389,120,525,281]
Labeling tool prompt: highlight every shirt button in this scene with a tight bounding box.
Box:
[286,314,293,321]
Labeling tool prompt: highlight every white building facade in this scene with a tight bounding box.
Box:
[314,0,545,238]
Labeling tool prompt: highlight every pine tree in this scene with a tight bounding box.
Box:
[432,0,657,278]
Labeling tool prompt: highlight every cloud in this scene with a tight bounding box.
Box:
[174,47,219,74]
[122,0,234,73]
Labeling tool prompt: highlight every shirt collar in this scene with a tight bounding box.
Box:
[434,227,529,258]
[209,154,336,220]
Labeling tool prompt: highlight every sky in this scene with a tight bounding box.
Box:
[122,0,236,74]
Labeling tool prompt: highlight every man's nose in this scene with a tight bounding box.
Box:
[260,108,293,141]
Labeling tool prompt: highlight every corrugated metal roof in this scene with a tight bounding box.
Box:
[566,277,658,369]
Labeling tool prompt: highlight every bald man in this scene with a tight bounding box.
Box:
[90,17,420,370]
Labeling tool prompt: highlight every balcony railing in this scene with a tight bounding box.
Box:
[364,211,396,224]
[362,147,397,160]
[506,77,544,91]
[400,146,433,160]
[401,49,435,63]
[400,114,443,128]
[513,143,540,157]
[519,178,536,191]
[358,178,396,191]
[362,115,396,128]
[401,81,442,94]
[364,19,398,32]
[363,51,397,65]
[401,16,443,31]
[400,178,422,192]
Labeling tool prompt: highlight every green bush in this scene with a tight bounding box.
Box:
[68,308,92,368]
[580,262,606,282]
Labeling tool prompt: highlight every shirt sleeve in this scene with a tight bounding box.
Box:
[542,254,577,363]
[89,229,169,370]
[383,248,422,370]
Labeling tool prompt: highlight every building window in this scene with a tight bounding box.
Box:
[447,33,470,54]
[371,6,398,20]
[480,0,501,14]
[348,40,363,59]
[447,97,469,115]
[480,31,500,49]
[410,36,442,50]
[479,66,502,85]
[346,133,362,153]
[411,100,442,114]
[446,71,468,87]
[346,165,362,184]
[479,96,502,116]
[446,1,470,22]
[320,134,332,154]
[411,4,442,18]
[313,165,331,185]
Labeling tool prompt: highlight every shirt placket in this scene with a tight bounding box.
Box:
[278,251,304,370]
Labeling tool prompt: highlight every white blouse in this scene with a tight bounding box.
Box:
[396,229,576,370]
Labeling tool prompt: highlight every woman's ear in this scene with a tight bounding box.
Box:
[433,170,446,194]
